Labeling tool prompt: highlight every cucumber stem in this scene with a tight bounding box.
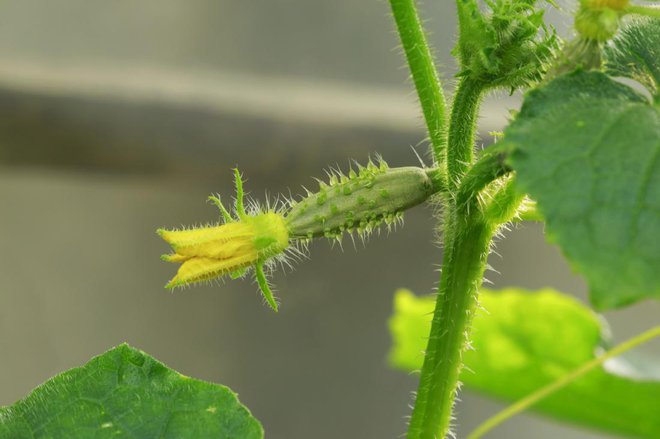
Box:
[406,212,494,439]
[389,0,449,167]
[446,78,484,189]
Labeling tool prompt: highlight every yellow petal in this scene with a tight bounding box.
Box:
[166,253,258,288]
[158,222,253,248]
[161,253,189,263]
[173,236,254,260]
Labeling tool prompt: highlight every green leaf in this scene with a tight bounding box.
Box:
[505,70,660,309]
[604,17,660,98]
[389,288,660,438]
[0,344,264,439]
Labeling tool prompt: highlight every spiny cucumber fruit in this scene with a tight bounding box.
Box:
[159,161,443,310]
[285,160,439,239]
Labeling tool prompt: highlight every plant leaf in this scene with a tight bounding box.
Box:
[389,288,660,438]
[604,17,660,98]
[505,70,660,309]
[0,344,264,439]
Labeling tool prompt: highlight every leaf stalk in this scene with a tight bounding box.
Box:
[446,78,485,189]
[389,0,449,167]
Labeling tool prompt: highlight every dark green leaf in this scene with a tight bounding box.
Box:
[0,344,264,439]
[505,70,660,309]
[389,288,660,438]
[604,17,660,98]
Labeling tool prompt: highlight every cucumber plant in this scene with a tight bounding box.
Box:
[1,1,659,438]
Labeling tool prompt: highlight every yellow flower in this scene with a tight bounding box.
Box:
[159,213,288,285]
[159,170,289,311]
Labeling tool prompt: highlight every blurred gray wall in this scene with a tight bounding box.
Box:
[0,1,657,439]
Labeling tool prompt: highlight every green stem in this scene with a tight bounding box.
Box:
[482,176,525,226]
[455,149,510,210]
[390,3,499,438]
[426,167,449,194]
[447,78,485,188]
[407,212,495,439]
[467,326,660,439]
[389,0,448,166]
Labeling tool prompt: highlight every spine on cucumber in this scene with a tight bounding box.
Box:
[285,161,438,239]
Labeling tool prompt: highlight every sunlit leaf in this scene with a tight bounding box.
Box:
[389,288,660,438]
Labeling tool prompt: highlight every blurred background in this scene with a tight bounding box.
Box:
[0,1,657,438]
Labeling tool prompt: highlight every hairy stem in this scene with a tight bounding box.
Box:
[406,82,501,438]
[405,40,492,439]
[389,0,448,166]
[407,212,494,439]
[456,149,511,210]
[447,78,485,188]
[483,176,525,226]
[390,2,498,438]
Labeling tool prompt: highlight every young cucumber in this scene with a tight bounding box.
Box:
[285,163,439,239]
